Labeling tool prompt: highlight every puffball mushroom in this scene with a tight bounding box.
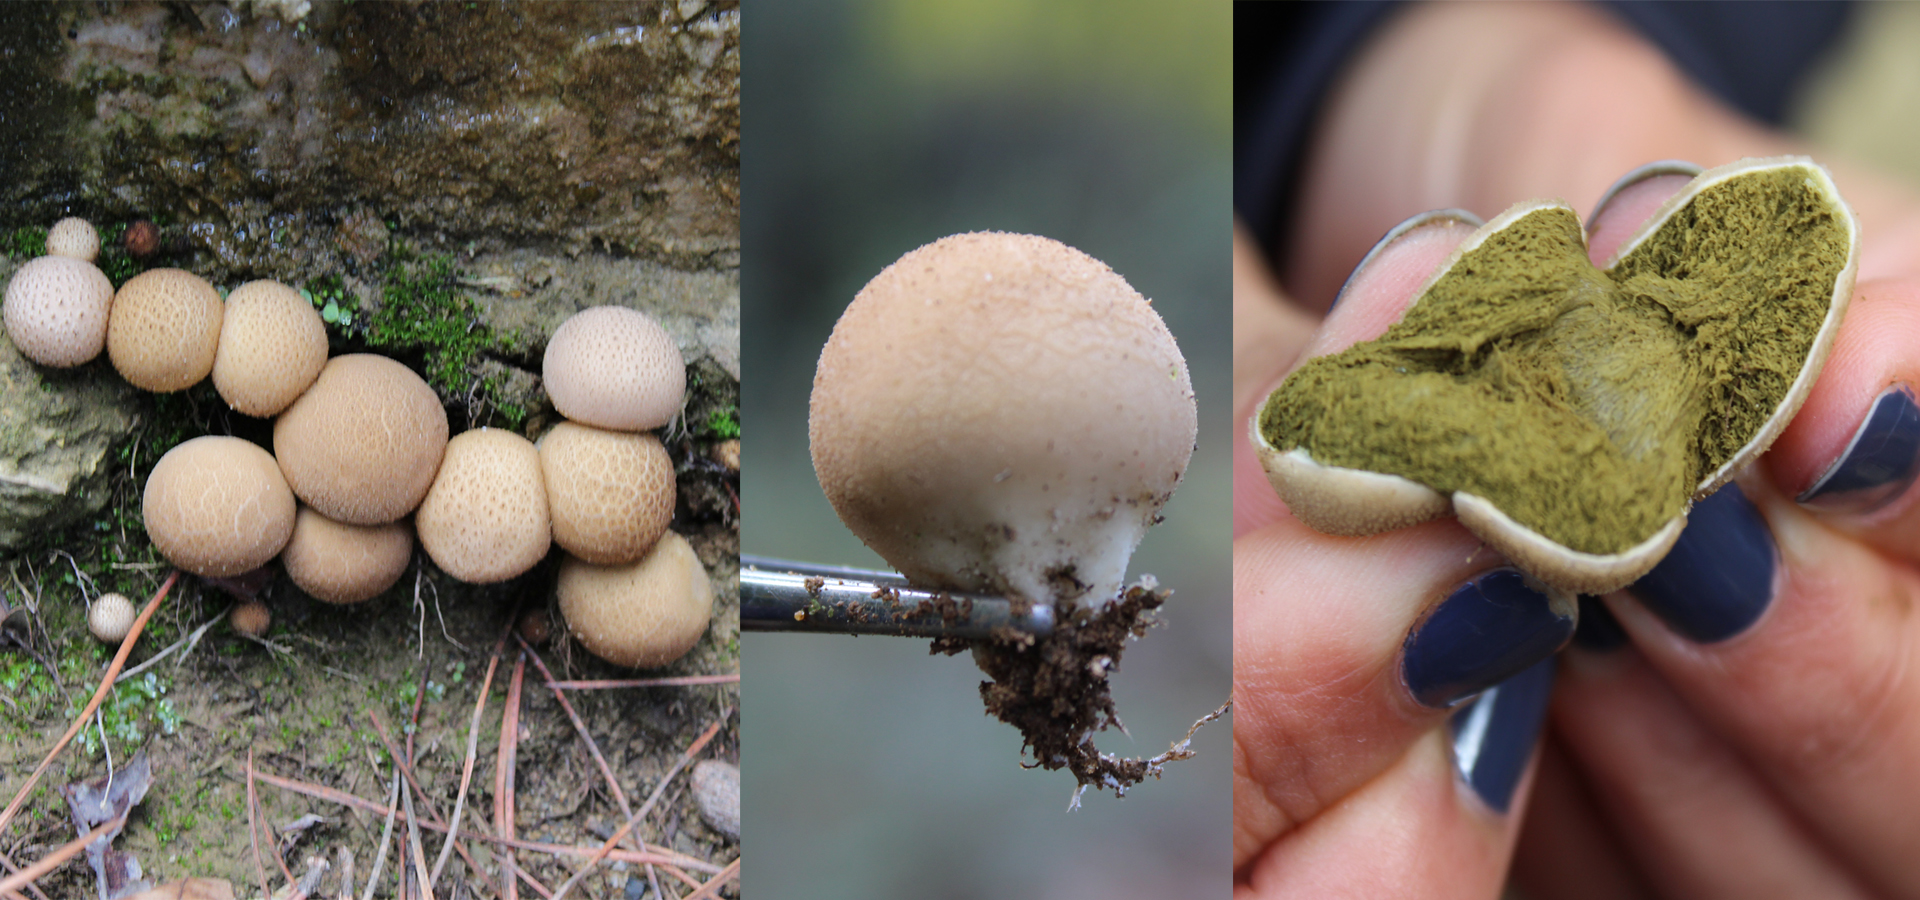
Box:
[88,593,136,644]
[809,232,1197,606]
[212,280,328,417]
[143,436,297,577]
[2,255,114,367]
[543,306,686,431]
[538,421,675,565]
[416,428,551,584]
[557,532,713,668]
[274,354,450,525]
[107,268,224,392]
[281,505,413,604]
[231,600,271,637]
[45,217,100,263]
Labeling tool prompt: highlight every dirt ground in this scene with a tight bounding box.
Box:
[0,441,740,899]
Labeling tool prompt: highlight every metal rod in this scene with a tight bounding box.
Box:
[740,555,1054,639]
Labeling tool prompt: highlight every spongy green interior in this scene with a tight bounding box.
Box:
[1259,166,1849,554]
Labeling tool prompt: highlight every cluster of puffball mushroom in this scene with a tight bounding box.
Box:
[3,217,715,669]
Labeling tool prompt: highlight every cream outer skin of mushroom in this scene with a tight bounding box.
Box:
[809,232,1197,607]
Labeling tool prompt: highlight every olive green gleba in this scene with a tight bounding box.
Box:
[1252,157,1858,596]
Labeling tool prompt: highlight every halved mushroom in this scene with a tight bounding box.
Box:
[1252,157,1858,594]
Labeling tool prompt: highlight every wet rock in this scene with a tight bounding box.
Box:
[690,759,739,841]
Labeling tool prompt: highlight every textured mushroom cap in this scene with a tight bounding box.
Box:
[274,354,450,525]
[557,532,712,668]
[416,428,550,583]
[230,600,271,637]
[538,421,674,565]
[108,268,224,392]
[543,306,686,431]
[46,218,100,263]
[281,505,413,604]
[810,232,1197,605]
[88,593,136,644]
[143,436,297,577]
[213,280,329,417]
[3,255,114,367]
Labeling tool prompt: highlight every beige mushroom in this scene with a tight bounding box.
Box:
[810,232,1196,606]
[107,268,224,392]
[212,280,329,417]
[538,421,675,565]
[281,505,413,604]
[3,255,114,367]
[88,592,136,644]
[557,532,712,668]
[230,600,271,637]
[274,354,449,525]
[416,428,550,584]
[542,306,686,431]
[45,218,100,263]
[143,435,297,577]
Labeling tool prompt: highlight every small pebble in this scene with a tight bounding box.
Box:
[691,759,739,841]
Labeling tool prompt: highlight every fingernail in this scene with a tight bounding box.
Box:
[1403,568,1575,708]
[1332,208,1484,309]
[1570,595,1627,652]
[1450,655,1556,814]
[1798,384,1920,514]
[1586,160,1704,230]
[1630,483,1778,643]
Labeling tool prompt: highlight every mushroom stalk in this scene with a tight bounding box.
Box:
[741,555,1055,639]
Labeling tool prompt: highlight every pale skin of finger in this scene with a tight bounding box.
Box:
[1508,732,1653,900]
[1238,729,1525,900]
[1283,1,1920,309]
[1551,638,1873,899]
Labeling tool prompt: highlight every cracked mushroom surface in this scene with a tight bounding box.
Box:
[212,280,329,418]
[3,255,114,368]
[415,427,550,584]
[107,268,225,392]
[274,353,450,525]
[143,435,297,578]
[809,231,1197,606]
[538,421,675,565]
[1254,157,1857,594]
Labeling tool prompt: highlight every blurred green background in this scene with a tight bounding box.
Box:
[740,0,1231,897]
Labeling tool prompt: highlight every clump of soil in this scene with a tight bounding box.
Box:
[932,579,1186,797]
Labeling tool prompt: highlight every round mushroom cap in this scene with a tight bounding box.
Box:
[3,255,114,367]
[543,306,686,431]
[230,600,271,637]
[108,268,224,392]
[213,280,329,417]
[46,218,100,263]
[538,421,674,565]
[416,428,550,584]
[809,232,1197,605]
[281,505,413,604]
[557,532,712,668]
[143,435,297,577]
[274,354,450,525]
[88,592,136,644]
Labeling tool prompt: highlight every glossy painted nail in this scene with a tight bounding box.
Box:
[1630,483,1777,643]
[1570,595,1627,652]
[1403,569,1574,708]
[1586,160,1704,230]
[1799,384,1920,514]
[1450,655,1556,814]
[1331,208,1484,308]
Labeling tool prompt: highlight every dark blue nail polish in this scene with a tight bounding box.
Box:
[1798,385,1920,514]
[1450,655,1556,814]
[1571,595,1627,652]
[1403,569,1574,708]
[1630,483,1777,643]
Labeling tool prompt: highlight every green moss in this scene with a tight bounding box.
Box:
[6,225,46,259]
[362,254,523,426]
[705,404,740,439]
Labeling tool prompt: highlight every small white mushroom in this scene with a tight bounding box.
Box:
[2,255,114,367]
[88,592,136,644]
[543,306,686,432]
[45,218,100,263]
[809,232,1197,605]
